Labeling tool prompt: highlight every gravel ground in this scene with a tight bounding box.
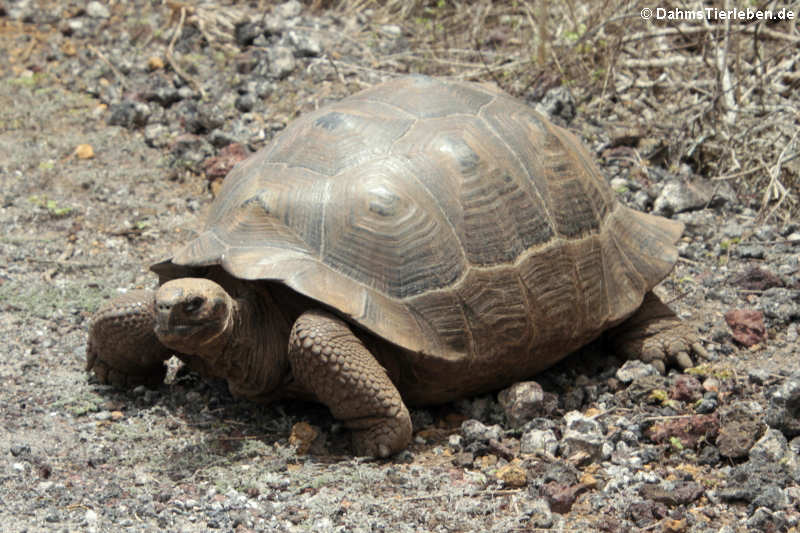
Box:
[1,1,799,532]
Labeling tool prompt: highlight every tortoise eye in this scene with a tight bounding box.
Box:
[184,296,204,314]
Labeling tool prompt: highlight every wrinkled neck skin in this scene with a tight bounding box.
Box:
[187,285,291,402]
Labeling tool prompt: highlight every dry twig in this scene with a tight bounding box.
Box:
[759,128,799,220]
[87,44,130,89]
[165,4,205,99]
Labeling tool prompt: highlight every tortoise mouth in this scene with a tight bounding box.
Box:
[155,316,225,347]
[159,322,206,335]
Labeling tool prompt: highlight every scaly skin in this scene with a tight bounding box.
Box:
[288,310,412,458]
[609,291,708,374]
[86,290,171,387]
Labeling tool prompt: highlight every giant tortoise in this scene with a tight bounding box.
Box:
[87,76,705,457]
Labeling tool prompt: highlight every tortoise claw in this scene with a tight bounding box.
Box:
[674,351,694,370]
[691,342,710,360]
[650,359,666,375]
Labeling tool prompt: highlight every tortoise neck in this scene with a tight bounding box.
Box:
[202,286,292,400]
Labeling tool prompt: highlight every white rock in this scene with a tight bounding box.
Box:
[520,429,558,456]
[276,0,302,19]
[86,1,110,18]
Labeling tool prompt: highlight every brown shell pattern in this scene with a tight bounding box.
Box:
[172,76,683,361]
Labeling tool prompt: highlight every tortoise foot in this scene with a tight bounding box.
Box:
[349,406,413,458]
[87,290,172,388]
[611,292,708,374]
[89,357,167,388]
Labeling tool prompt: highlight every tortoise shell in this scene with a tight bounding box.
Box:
[169,76,682,365]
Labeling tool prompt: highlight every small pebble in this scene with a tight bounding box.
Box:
[86,1,110,18]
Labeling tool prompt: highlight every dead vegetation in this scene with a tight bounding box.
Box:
[300,0,800,222]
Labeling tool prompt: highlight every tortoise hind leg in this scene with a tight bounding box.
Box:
[609,291,708,374]
[288,310,412,458]
[87,290,172,388]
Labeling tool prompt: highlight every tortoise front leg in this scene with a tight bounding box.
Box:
[87,290,172,388]
[288,310,413,458]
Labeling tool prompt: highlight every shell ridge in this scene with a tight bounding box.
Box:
[349,97,420,119]
[473,90,498,113]
[548,125,603,229]
[318,179,332,259]
[476,108,559,234]
[239,194,317,255]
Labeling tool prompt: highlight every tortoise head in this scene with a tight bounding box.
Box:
[154,278,235,355]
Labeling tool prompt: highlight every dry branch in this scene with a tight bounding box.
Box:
[165,5,205,99]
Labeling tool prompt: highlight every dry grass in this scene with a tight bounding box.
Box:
[302,0,800,221]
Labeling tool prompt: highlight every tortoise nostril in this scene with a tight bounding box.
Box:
[183,296,204,314]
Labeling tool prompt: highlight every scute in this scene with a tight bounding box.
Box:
[169,76,683,361]
[320,157,465,298]
[390,113,557,264]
